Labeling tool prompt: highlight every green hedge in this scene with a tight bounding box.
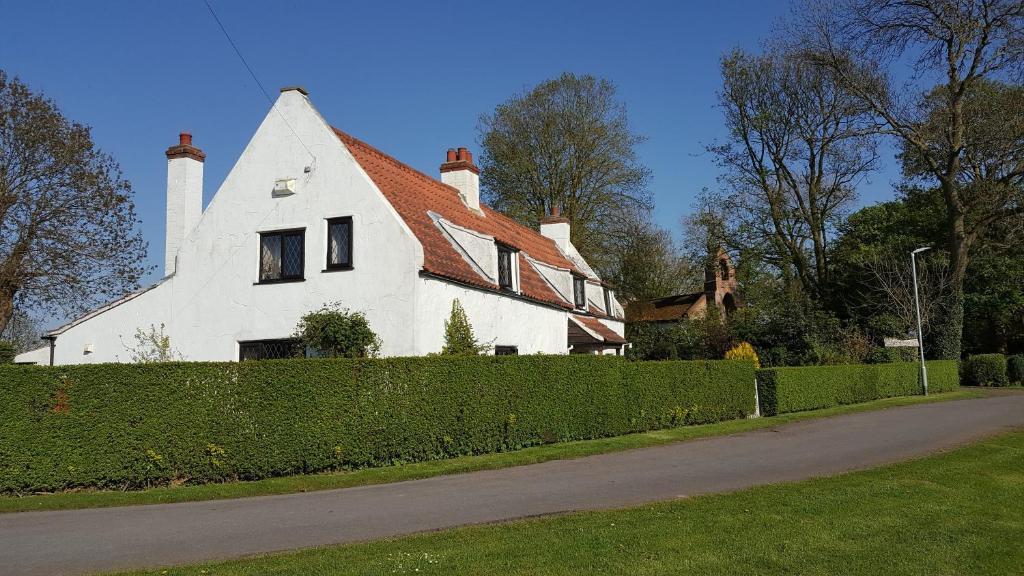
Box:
[962,354,1010,387]
[1009,355,1024,385]
[756,360,959,416]
[0,356,755,493]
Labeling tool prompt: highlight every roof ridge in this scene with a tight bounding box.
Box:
[333,127,464,198]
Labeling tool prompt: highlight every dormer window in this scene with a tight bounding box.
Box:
[497,244,517,291]
[573,275,586,309]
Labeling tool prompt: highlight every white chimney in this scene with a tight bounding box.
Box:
[440,147,481,212]
[540,205,571,251]
[164,132,204,276]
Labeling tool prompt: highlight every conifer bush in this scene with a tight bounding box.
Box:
[440,299,490,355]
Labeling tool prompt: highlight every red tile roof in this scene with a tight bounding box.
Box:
[335,128,580,309]
[571,314,627,344]
[625,292,704,322]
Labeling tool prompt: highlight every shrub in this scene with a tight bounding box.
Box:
[440,299,490,355]
[0,340,15,363]
[0,356,755,493]
[294,303,381,358]
[725,341,759,368]
[756,360,958,416]
[124,324,182,363]
[1007,355,1024,384]
[961,354,1009,387]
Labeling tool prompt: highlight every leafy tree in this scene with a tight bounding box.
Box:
[604,209,697,303]
[0,71,149,334]
[803,0,1024,357]
[477,73,651,272]
[440,299,490,356]
[831,186,1024,355]
[709,47,878,298]
[294,303,381,358]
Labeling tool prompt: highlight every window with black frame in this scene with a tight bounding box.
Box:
[497,244,515,290]
[239,339,303,360]
[573,275,586,309]
[494,345,518,355]
[326,216,353,270]
[259,229,304,282]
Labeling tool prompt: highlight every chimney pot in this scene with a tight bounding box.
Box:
[551,205,560,217]
[457,147,468,161]
[179,132,192,147]
[446,148,457,162]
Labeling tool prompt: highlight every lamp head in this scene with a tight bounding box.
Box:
[912,246,932,254]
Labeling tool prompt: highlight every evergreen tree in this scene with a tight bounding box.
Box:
[441,299,489,355]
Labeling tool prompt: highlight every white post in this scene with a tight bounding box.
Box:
[753,377,761,418]
[911,247,931,395]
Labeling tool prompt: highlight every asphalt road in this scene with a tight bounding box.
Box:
[2,392,1023,576]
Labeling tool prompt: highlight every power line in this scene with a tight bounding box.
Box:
[202,0,316,162]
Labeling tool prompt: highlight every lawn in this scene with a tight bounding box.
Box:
[0,389,982,514]
[115,427,1024,576]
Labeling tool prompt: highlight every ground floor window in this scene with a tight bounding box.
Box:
[239,338,303,361]
[494,345,519,356]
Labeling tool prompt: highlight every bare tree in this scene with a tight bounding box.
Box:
[858,252,953,340]
[478,73,651,272]
[0,71,149,334]
[802,0,1024,357]
[709,47,879,299]
[0,307,41,353]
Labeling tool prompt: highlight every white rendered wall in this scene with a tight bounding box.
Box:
[13,345,50,365]
[47,90,423,364]
[414,275,568,355]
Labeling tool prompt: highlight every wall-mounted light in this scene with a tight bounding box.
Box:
[272,179,296,197]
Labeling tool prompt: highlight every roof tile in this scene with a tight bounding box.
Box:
[336,128,582,308]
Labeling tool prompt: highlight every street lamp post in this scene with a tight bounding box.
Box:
[911,247,931,395]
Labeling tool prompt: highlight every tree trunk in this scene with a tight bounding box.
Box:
[930,188,971,360]
[0,286,14,337]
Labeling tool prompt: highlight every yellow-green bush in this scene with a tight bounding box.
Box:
[725,342,760,368]
[0,356,755,493]
[756,360,959,416]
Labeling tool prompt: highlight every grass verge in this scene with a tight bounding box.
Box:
[114,428,1024,576]
[0,389,983,514]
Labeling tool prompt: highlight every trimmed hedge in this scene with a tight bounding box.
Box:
[0,356,755,493]
[961,354,1010,387]
[756,360,959,416]
[1009,355,1024,385]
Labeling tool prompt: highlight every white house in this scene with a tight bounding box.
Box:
[17,87,626,365]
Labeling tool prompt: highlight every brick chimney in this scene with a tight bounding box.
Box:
[164,132,205,276]
[539,205,571,252]
[440,147,480,212]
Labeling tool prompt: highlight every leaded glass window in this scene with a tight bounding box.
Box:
[573,275,586,309]
[259,229,304,282]
[327,217,353,269]
[497,245,514,290]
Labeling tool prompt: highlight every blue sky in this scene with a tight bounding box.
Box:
[2,0,906,287]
